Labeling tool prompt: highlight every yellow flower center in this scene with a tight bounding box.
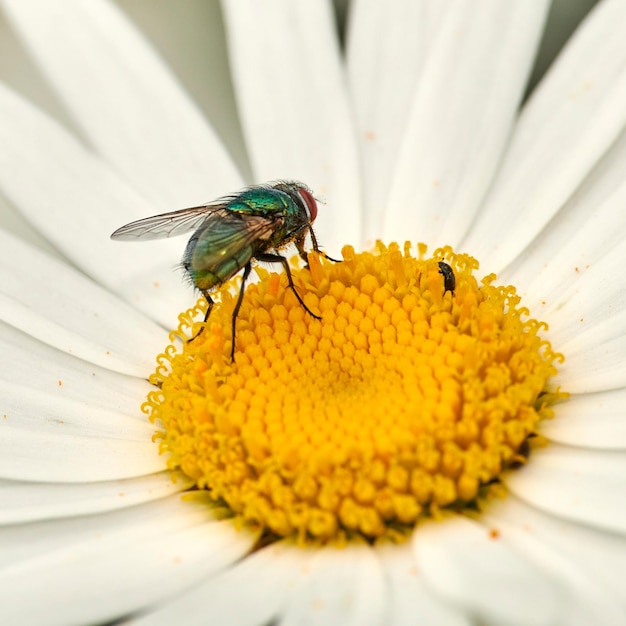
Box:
[144,242,564,544]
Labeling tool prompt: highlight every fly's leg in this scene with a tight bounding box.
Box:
[189,291,214,342]
[318,251,341,263]
[256,252,321,320]
[296,228,341,266]
[230,262,253,361]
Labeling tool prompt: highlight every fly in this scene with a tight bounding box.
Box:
[111,181,336,359]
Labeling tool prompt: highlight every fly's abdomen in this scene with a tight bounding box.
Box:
[187,267,222,292]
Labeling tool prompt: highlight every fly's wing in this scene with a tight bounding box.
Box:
[189,208,278,266]
[111,204,220,241]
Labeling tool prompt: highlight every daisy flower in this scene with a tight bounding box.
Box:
[1,1,625,625]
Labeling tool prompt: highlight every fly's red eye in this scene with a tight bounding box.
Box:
[298,187,318,223]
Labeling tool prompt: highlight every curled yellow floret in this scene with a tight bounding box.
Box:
[144,242,564,544]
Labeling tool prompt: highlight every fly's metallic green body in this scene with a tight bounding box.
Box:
[111,181,335,359]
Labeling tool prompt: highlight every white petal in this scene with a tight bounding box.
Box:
[463,0,626,272]
[114,1,251,174]
[378,544,470,626]
[501,129,626,296]
[540,388,626,449]
[494,158,626,392]
[280,545,386,626]
[0,322,162,482]
[2,0,242,210]
[413,516,560,626]
[1,385,162,482]
[0,321,151,417]
[131,541,308,626]
[221,0,362,252]
[0,470,192,524]
[0,82,194,327]
[505,444,626,535]
[0,229,168,377]
[0,495,258,626]
[346,0,447,240]
[383,0,549,248]
[485,496,626,624]
[544,242,626,393]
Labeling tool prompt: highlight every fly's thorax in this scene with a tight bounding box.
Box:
[265,216,308,251]
[234,183,313,225]
[224,184,312,250]
[229,186,293,216]
[266,196,314,252]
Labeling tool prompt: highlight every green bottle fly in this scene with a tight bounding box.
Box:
[111,181,335,359]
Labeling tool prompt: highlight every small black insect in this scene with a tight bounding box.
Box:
[438,261,455,295]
